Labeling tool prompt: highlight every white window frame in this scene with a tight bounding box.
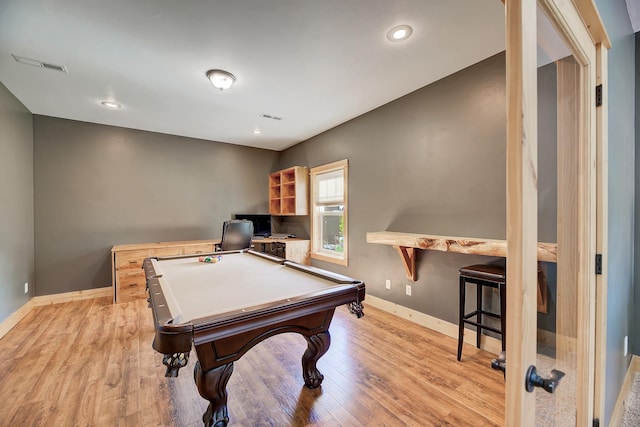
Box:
[309,159,348,266]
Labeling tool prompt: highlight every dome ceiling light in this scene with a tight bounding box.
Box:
[206,69,236,91]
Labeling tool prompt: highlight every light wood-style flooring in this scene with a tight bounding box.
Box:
[0,297,505,426]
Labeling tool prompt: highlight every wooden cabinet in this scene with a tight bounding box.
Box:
[111,238,311,304]
[251,238,310,265]
[269,166,309,215]
[111,240,217,304]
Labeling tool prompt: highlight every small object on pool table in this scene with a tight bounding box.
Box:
[198,255,222,263]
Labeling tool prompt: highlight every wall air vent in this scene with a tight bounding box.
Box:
[260,113,283,121]
[12,54,68,73]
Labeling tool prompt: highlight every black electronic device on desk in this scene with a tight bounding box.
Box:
[233,214,271,238]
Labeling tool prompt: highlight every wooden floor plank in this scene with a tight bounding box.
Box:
[0,298,505,426]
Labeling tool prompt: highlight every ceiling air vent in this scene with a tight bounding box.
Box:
[12,54,68,73]
[41,62,67,72]
[260,113,283,121]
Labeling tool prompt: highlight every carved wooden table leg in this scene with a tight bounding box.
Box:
[302,331,330,388]
[194,361,234,427]
[162,352,190,377]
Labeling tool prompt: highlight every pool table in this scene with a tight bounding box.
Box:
[143,249,365,427]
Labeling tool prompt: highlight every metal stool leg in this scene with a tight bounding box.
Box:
[457,275,466,361]
[500,282,506,352]
[476,280,482,349]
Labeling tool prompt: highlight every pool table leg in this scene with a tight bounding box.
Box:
[302,331,330,389]
[194,361,234,427]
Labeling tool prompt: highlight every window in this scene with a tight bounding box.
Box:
[310,159,348,265]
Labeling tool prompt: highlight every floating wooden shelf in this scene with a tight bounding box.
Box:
[366,231,557,313]
[269,166,309,216]
[366,231,557,262]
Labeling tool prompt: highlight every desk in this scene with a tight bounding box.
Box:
[144,250,365,427]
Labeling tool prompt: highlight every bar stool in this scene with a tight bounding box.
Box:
[457,264,506,361]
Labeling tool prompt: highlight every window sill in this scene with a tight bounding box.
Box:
[310,252,348,266]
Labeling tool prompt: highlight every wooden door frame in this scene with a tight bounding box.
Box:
[593,41,608,426]
[504,0,609,425]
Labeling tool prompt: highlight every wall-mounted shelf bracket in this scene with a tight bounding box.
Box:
[393,246,417,281]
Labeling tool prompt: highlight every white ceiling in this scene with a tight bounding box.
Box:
[626,0,640,32]
[1,1,506,151]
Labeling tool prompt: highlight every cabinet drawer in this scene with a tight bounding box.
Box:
[116,250,150,270]
[118,274,147,303]
[148,247,184,258]
[118,268,145,280]
[182,244,216,255]
[119,270,146,286]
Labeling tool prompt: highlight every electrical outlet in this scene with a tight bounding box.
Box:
[385,279,391,290]
[624,335,628,357]
[24,282,28,294]
[405,284,412,296]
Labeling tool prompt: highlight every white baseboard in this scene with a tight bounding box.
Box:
[609,355,640,426]
[365,294,503,355]
[0,286,111,340]
[31,286,111,306]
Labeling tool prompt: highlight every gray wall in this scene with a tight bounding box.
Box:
[279,52,556,325]
[537,61,559,332]
[636,31,640,358]
[0,82,34,322]
[595,0,637,425]
[33,116,278,296]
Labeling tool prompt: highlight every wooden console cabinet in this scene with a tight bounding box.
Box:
[269,166,309,215]
[111,240,217,304]
[112,238,310,303]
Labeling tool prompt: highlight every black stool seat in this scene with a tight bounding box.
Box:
[459,264,506,282]
[457,264,506,361]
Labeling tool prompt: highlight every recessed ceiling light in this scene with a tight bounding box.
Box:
[387,25,413,42]
[101,100,121,109]
[252,129,262,135]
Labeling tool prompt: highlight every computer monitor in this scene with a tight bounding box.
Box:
[233,214,272,237]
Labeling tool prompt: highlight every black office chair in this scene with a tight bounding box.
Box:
[216,219,253,251]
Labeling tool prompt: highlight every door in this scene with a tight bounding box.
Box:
[505,0,607,425]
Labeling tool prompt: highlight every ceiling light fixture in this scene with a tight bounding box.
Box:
[206,69,236,91]
[252,129,262,135]
[387,24,413,42]
[101,100,121,109]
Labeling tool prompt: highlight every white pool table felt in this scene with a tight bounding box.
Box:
[152,253,346,323]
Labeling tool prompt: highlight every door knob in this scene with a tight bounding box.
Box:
[525,365,565,393]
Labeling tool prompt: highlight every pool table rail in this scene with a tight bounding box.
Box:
[191,281,364,346]
[146,274,193,354]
